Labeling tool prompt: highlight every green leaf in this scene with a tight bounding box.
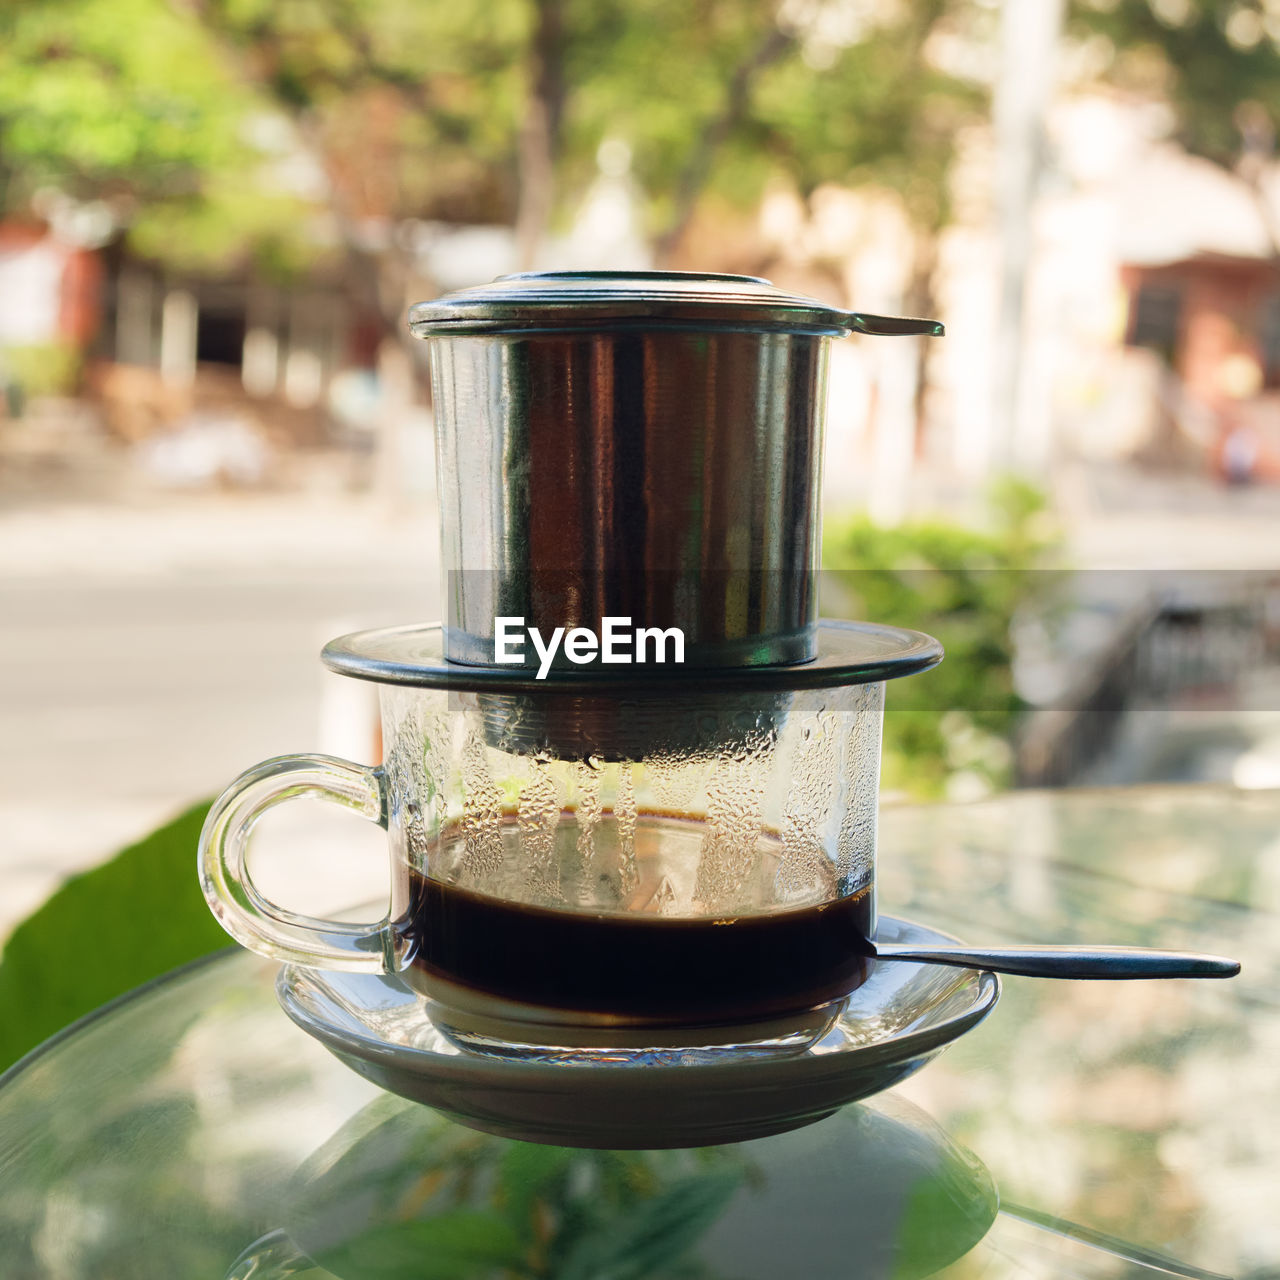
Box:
[0,801,228,1073]
[556,1169,743,1280]
[315,1211,526,1280]
[498,1141,576,1237]
[889,1147,1001,1280]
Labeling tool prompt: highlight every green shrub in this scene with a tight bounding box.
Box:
[823,477,1062,799]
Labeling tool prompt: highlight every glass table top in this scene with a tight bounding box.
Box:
[0,784,1275,1279]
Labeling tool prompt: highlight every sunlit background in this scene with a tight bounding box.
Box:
[3,2,1280,939]
[3,4,1280,1275]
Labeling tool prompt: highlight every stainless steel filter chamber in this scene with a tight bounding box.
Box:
[409,271,942,672]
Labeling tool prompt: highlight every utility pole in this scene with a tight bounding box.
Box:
[989,0,1065,474]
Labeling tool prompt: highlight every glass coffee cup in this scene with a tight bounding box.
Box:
[199,621,940,1059]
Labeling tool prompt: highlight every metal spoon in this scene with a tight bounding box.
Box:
[870,942,1241,980]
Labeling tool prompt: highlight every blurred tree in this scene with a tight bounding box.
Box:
[585,0,979,269]
[74,0,979,328]
[2,0,987,349]
[190,0,983,239]
[1070,0,1280,245]
[0,0,988,371]
[0,0,319,272]
[18,3,1280,337]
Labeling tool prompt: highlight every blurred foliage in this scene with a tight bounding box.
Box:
[6,1,1280,284]
[283,1093,996,1280]
[1070,0,1280,173]
[823,478,1063,800]
[284,1096,752,1279]
[0,800,226,1073]
[2,340,80,396]
[0,0,325,273]
[552,0,981,244]
[193,0,532,224]
[318,1163,744,1279]
[0,0,240,188]
[192,0,982,230]
[734,3,979,232]
[1,0,985,283]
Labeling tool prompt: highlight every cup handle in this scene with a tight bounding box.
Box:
[198,753,397,973]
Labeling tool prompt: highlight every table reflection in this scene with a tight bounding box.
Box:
[0,786,1272,1278]
[227,1092,996,1280]
[879,787,1277,1275]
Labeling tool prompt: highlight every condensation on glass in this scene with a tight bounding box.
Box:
[381,681,885,927]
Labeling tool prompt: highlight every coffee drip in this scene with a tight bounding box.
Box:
[384,271,942,1048]
[198,271,946,1060]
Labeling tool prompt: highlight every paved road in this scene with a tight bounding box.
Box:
[1,493,440,941]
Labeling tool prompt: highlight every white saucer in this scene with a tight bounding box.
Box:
[277,915,1000,1148]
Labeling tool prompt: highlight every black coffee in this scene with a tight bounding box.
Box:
[398,870,874,1024]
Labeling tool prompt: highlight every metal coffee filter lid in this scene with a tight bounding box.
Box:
[408,270,944,338]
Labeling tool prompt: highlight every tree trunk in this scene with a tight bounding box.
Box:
[906,229,941,447]
[515,0,566,271]
[654,25,793,266]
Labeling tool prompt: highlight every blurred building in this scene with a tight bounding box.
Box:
[958,94,1280,487]
[1119,165,1280,485]
[740,92,1280,509]
[0,217,381,446]
[0,222,101,353]
[93,254,376,444]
